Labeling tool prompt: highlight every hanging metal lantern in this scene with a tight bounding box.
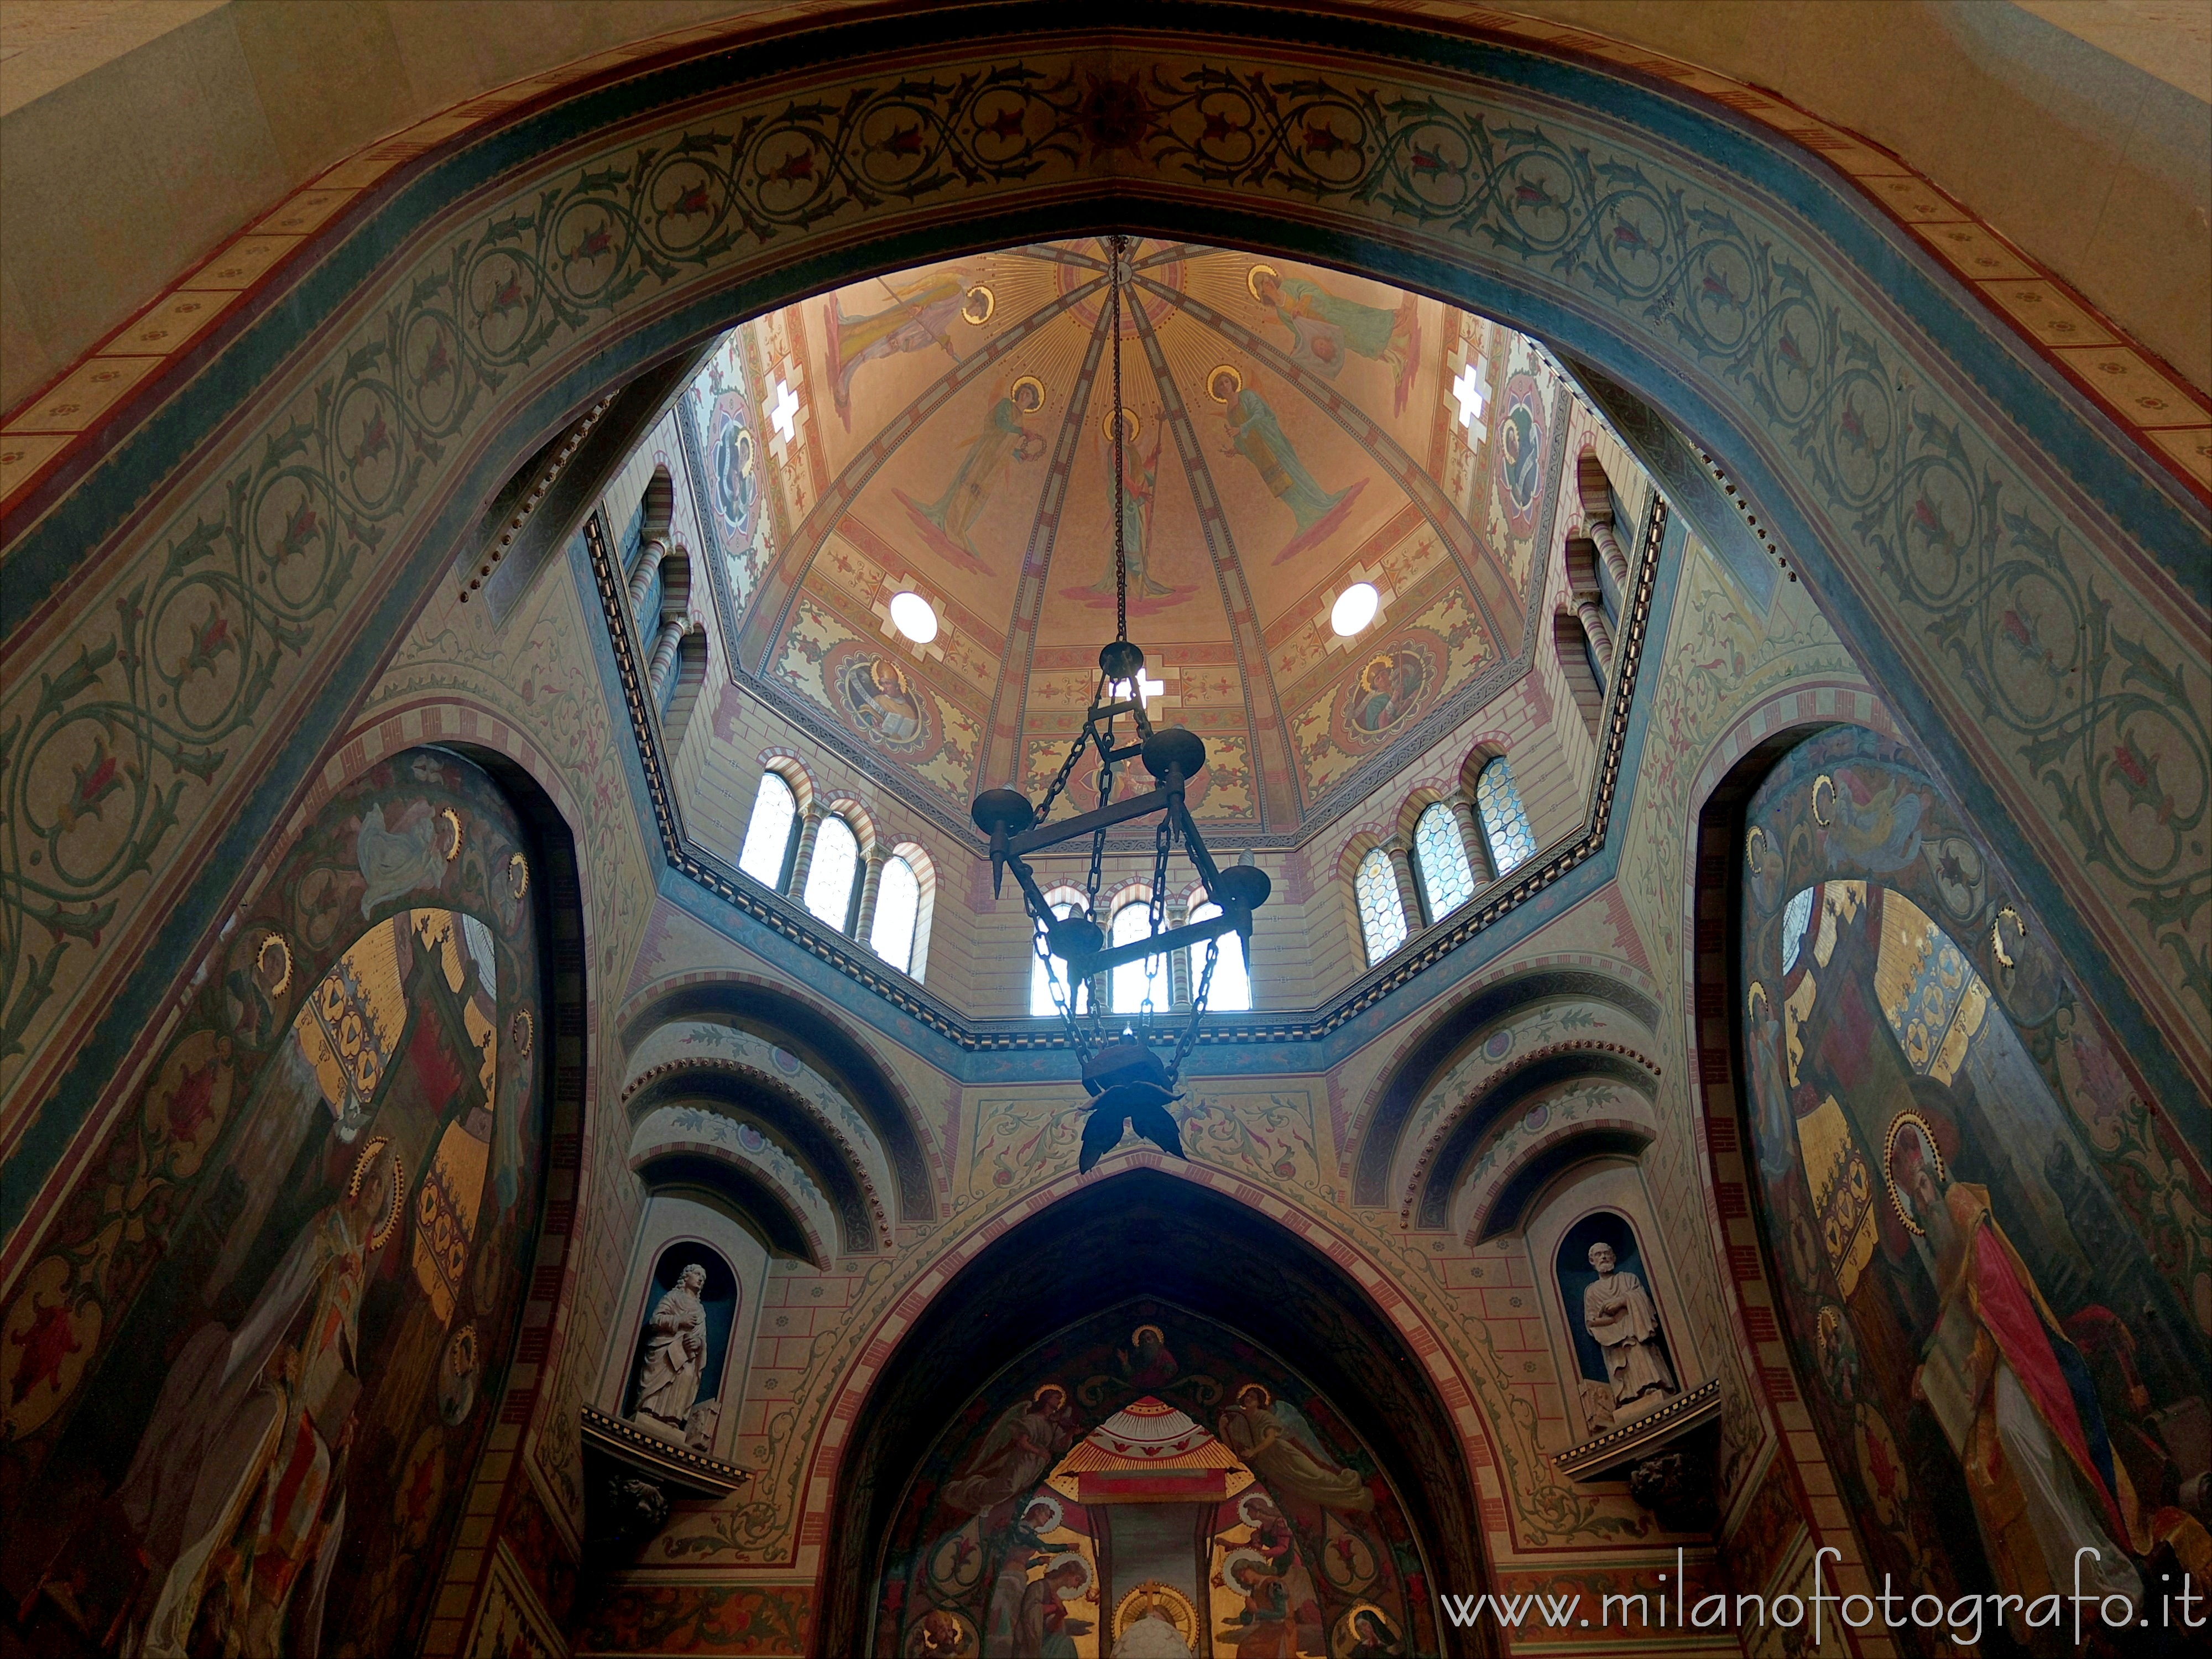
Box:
[969,236,1270,1170]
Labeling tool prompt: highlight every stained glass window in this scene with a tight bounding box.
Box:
[804,815,860,931]
[1355,848,1408,964]
[1185,901,1252,1011]
[1475,758,1536,875]
[1413,802,1476,921]
[737,771,797,889]
[870,855,921,974]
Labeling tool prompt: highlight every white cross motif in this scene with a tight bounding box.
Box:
[1114,672,1166,704]
[770,377,800,442]
[1451,359,1490,431]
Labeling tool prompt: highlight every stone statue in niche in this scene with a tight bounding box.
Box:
[633,1261,709,1434]
[1583,1241,1675,1416]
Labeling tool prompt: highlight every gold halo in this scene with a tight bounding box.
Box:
[1746,979,1768,1021]
[1991,905,2022,969]
[1100,406,1140,444]
[734,426,756,479]
[1206,363,1242,404]
[1114,1583,1195,1643]
[1341,1605,1400,1647]
[1246,262,1280,302]
[507,852,530,899]
[510,1008,534,1057]
[437,806,463,862]
[1010,374,1045,413]
[1810,773,1835,826]
[349,1136,405,1251]
[1744,824,1766,871]
[257,932,293,999]
[962,283,996,325]
[1882,1109,1947,1236]
[1129,1323,1164,1347]
[1044,1551,1092,1595]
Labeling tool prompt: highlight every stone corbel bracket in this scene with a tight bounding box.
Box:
[1551,1376,1723,1483]
[581,1402,751,1500]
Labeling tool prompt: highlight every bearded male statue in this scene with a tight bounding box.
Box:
[1582,1242,1674,1410]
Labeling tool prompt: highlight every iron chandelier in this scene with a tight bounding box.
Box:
[969,236,1270,1172]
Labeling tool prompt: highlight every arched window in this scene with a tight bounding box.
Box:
[1475,759,1536,875]
[803,814,861,931]
[1030,899,1090,1016]
[1354,847,1408,964]
[1412,802,1475,921]
[663,627,709,744]
[1184,901,1252,1011]
[1109,901,1167,1015]
[738,771,799,889]
[869,854,921,974]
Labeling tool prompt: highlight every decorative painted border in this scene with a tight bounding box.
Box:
[4,3,2201,531]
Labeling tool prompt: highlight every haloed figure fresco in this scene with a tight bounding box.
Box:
[872,1312,1431,1659]
[0,752,546,1657]
[1741,729,2212,1652]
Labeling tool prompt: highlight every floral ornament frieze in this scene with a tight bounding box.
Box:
[2,39,2201,1178]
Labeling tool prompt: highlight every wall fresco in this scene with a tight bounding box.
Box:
[0,752,547,1656]
[870,1308,1432,1659]
[1740,728,2211,1644]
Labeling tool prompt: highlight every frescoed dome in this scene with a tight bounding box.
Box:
[701,238,1562,838]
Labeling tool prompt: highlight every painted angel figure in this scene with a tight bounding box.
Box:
[1216,1384,1372,1511]
[823,273,967,425]
[1250,268,1420,413]
[940,1384,1074,1519]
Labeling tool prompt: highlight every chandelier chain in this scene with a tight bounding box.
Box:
[1110,233,1128,645]
[1030,670,1104,827]
[1171,937,1220,1081]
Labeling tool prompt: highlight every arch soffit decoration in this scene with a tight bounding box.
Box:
[1354,967,1660,1207]
[628,1104,836,1267]
[1454,1113,1660,1247]
[1410,1045,1660,1232]
[618,979,937,1223]
[1384,988,1660,1211]
[2,5,2206,1226]
[816,1161,1495,1659]
[622,1037,896,1254]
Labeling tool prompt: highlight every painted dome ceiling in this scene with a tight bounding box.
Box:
[687,238,1566,840]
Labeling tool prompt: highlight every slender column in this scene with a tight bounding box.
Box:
[628,533,669,615]
[1451,797,1491,882]
[1387,842,1425,932]
[1588,517,1630,589]
[853,849,888,943]
[1575,597,1615,667]
[1168,898,1193,1008]
[786,805,825,897]
[646,618,685,702]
